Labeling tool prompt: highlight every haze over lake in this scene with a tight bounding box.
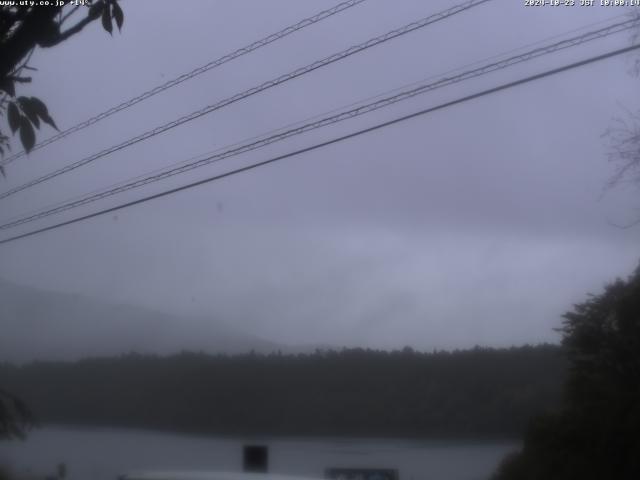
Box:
[0,427,519,480]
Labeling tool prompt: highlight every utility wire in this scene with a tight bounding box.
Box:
[1,16,636,230]
[1,43,638,246]
[4,13,629,223]
[0,0,368,166]
[3,8,624,178]
[0,0,492,201]
[5,10,631,217]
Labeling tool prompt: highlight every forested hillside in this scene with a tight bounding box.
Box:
[493,267,640,479]
[0,345,565,438]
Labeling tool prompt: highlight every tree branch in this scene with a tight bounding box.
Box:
[47,13,97,46]
[8,76,31,83]
[59,4,81,26]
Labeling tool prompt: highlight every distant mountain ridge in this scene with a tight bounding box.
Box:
[0,278,289,363]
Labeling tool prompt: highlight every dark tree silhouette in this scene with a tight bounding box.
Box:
[493,265,640,480]
[0,0,124,170]
[0,0,124,439]
[0,345,566,438]
[0,388,33,440]
[604,110,640,227]
[602,15,640,227]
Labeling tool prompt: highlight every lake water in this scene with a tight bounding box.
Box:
[0,427,519,480]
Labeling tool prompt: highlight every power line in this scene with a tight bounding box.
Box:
[1,17,635,227]
[0,0,368,166]
[0,0,492,201]
[1,43,637,246]
[1,16,636,231]
[1,12,629,226]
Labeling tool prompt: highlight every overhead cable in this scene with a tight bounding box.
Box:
[0,0,492,200]
[0,0,368,165]
[1,16,635,231]
[1,42,638,245]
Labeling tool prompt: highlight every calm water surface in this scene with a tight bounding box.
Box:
[0,427,519,480]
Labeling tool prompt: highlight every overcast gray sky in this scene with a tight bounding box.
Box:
[1,0,639,354]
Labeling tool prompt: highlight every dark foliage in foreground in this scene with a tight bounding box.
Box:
[493,267,640,480]
[1,1,124,160]
[0,345,564,438]
[0,387,33,439]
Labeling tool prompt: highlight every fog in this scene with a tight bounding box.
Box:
[1,0,639,359]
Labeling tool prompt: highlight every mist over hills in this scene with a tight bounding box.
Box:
[0,279,569,438]
[0,278,291,363]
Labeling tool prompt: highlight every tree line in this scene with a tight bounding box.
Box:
[0,344,565,438]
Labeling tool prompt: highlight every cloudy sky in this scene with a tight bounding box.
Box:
[1,0,639,353]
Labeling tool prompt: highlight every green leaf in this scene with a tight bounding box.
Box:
[19,116,36,153]
[88,1,103,20]
[102,4,113,34]
[28,97,58,130]
[7,103,20,134]
[17,97,40,129]
[112,1,124,31]
[41,112,58,131]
